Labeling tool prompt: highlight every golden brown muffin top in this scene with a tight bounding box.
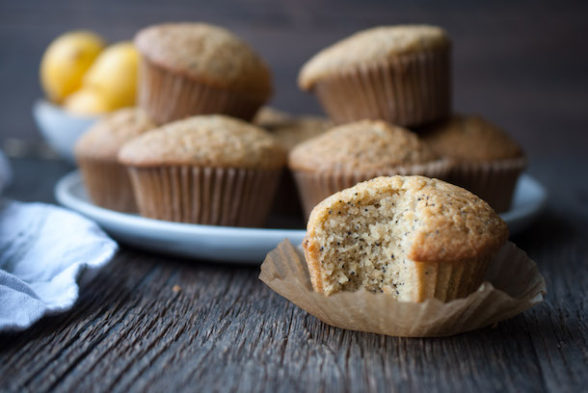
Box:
[421,115,524,163]
[135,22,272,97]
[289,120,438,172]
[307,175,508,264]
[75,108,155,161]
[268,116,333,151]
[118,115,286,169]
[299,25,450,90]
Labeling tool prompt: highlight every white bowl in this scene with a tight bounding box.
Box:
[33,99,100,163]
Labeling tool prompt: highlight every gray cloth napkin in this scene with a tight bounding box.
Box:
[0,196,117,332]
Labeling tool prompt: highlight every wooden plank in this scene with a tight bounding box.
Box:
[1,158,586,393]
[511,161,588,393]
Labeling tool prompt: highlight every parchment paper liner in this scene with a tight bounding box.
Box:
[77,157,137,213]
[451,157,527,213]
[312,48,451,127]
[138,58,266,124]
[127,165,281,227]
[260,240,545,337]
[292,159,452,218]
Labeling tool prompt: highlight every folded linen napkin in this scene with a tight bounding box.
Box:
[0,153,117,332]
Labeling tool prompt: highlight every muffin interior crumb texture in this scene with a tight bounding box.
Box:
[306,176,508,300]
[311,188,420,299]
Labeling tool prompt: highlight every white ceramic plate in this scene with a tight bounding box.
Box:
[55,171,547,264]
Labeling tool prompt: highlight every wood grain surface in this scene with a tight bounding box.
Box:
[0,1,587,392]
[0,160,586,393]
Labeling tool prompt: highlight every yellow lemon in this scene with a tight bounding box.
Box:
[83,42,139,109]
[40,31,105,103]
[63,88,113,115]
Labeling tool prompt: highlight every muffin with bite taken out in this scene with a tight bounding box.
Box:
[303,175,509,302]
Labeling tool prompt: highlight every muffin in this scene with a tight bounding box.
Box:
[75,107,155,212]
[135,23,272,124]
[298,25,451,127]
[260,116,333,218]
[267,116,333,151]
[303,176,509,301]
[253,106,292,129]
[118,115,286,226]
[421,115,526,212]
[289,120,451,217]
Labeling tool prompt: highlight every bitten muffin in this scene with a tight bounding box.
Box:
[298,25,451,127]
[421,114,526,212]
[75,108,155,212]
[303,176,509,301]
[135,23,272,124]
[118,115,286,226]
[289,120,451,217]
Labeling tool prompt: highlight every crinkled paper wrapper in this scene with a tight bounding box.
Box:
[77,157,137,213]
[312,48,451,127]
[127,165,281,227]
[138,58,266,124]
[259,240,545,337]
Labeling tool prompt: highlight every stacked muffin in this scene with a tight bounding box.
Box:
[298,25,451,127]
[294,24,526,213]
[134,23,273,124]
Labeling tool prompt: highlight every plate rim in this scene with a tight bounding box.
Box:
[55,170,308,240]
[55,171,548,260]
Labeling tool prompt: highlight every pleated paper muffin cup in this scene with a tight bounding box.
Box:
[77,157,137,213]
[138,58,267,125]
[411,254,492,302]
[259,240,545,337]
[292,159,452,218]
[127,165,281,227]
[451,157,527,213]
[312,48,451,127]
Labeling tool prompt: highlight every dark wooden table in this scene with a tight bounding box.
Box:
[1,1,587,392]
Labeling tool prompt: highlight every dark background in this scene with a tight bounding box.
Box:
[1,0,588,160]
